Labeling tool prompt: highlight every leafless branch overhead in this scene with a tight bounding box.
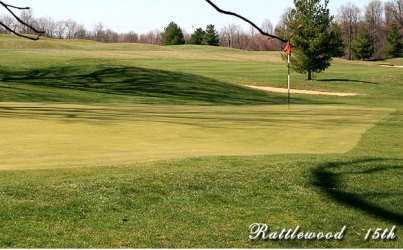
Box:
[205,0,287,43]
[0,1,44,40]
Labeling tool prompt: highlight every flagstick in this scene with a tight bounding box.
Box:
[284,42,292,106]
[285,24,303,107]
[288,53,291,105]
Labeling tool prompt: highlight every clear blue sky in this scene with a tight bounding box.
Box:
[4,0,389,34]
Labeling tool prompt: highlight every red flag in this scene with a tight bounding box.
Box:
[284,42,292,56]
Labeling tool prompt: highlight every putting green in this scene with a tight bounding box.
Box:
[0,102,392,169]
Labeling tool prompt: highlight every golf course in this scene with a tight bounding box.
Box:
[0,35,402,248]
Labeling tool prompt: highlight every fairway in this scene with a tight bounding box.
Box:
[0,102,391,169]
[0,36,402,248]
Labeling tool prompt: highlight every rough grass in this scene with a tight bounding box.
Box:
[0,35,402,248]
[0,154,401,248]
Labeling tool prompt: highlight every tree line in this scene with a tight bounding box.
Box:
[335,0,402,59]
[0,9,161,44]
[0,0,401,60]
[163,0,402,59]
[0,8,281,50]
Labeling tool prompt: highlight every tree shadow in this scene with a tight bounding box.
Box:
[0,65,321,105]
[312,158,403,225]
[318,79,378,85]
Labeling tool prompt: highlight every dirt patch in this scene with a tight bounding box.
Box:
[244,85,360,97]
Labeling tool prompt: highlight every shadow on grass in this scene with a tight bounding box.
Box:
[0,65,319,105]
[313,158,403,225]
[318,79,378,85]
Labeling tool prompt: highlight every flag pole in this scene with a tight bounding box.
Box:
[285,24,302,106]
[284,42,292,105]
[288,52,291,105]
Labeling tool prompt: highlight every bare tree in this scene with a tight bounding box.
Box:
[385,1,397,27]
[104,28,119,43]
[0,1,43,40]
[36,16,56,38]
[388,0,403,28]
[261,19,274,35]
[220,24,238,48]
[74,24,87,40]
[54,20,66,39]
[222,24,248,50]
[365,0,385,58]
[365,0,384,30]
[238,29,250,50]
[248,26,259,51]
[121,30,139,43]
[0,14,14,34]
[337,3,362,60]
[93,22,105,42]
[139,29,162,45]
[18,9,37,34]
[64,19,80,39]
[261,20,282,51]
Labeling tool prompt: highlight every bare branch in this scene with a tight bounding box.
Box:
[205,0,287,43]
[2,3,30,10]
[0,0,44,40]
[0,20,41,40]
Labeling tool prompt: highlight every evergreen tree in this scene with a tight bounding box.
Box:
[203,24,220,46]
[288,0,345,80]
[161,22,185,46]
[188,28,206,45]
[351,28,374,60]
[383,23,403,58]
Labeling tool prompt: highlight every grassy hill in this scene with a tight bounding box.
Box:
[0,35,402,248]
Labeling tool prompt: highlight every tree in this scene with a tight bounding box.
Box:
[93,22,105,42]
[65,19,83,39]
[121,31,139,43]
[104,28,119,43]
[387,0,403,29]
[139,29,162,45]
[36,16,56,38]
[54,21,67,39]
[161,21,185,46]
[364,0,384,57]
[287,0,345,80]
[337,3,361,60]
[18,9,36,34]
[261,19,281,51]
[384,22,403,58]
[0,14,15,34]
[385,1,397,27]
[247,26,258,51]
[203,24,220,46]
[262,19,274,35]
[188,27,206,45]
[351,28,375,60]
[394,0,403,28]
[220,24,238,48]
[74,25,88,40]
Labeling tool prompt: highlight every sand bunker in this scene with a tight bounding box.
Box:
[244,85,360,97]
[379,64,403,68]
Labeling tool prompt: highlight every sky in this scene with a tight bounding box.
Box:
[3,0,389,34]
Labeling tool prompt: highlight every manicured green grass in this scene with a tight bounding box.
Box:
[0,102,391,169]
[0,35,402,248]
